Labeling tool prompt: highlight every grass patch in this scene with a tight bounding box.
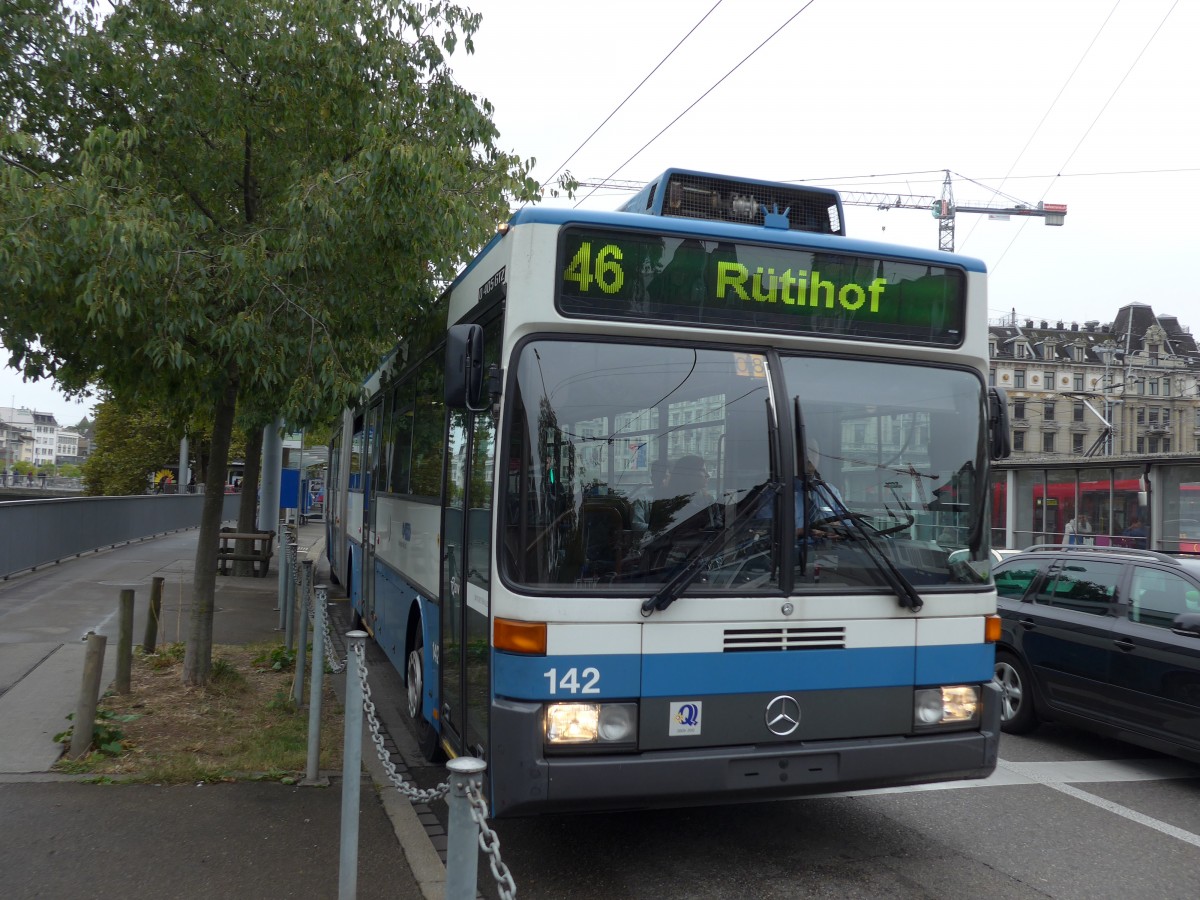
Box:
[53,641,344,783]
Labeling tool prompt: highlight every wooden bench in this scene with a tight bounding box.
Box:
[217,529,276,578]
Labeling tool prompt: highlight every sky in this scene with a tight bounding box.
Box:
[3,0,1196,423]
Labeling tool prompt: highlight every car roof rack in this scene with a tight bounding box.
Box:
[1020,543,1196,566]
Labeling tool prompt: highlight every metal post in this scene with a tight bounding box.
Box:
[304,584,329,786]
[445,757,488,900]
[276,517,289,629]
[116,589,134,694]
[338,631,367,900]
[293,560,312,707]
[284,536,297,652]
[143,576,164,653]
[70,632,107,759]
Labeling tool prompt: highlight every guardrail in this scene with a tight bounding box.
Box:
[0,494,242,580]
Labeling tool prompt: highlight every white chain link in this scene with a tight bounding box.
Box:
[468,779,517,899]
[354,642,451,804]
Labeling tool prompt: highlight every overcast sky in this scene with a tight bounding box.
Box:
[4,0,1195,424]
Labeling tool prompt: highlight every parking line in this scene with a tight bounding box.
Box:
[1044,781,1200,848]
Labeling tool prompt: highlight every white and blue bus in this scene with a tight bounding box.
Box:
[327,169,1011,817]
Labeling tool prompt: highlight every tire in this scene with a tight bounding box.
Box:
[994,649,1039,735]
[407,633,443,762]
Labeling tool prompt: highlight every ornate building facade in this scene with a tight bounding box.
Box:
[989,303,1200,459]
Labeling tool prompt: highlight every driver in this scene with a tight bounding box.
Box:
[796,437,851,541]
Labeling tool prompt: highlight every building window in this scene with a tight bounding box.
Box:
[1137,408,1145,425]
[1073,373,1084,391]
[1044,345,1055,361]
[1043,400,1055,420]
[1149,378,1159,396]
[989,368,996,386]
[1073,401,1084,422]
[1163,438,1171,452]
[1148,408,1159,425]
[1042,432,1055,453]
[1164,409,1171,425]
[1014,370,1025,389]
[1013,400,1026,420]
[1072,433,1084,453]
[1149,437,1160,454]
[1137,437,1145,453]
[1074,346,1084,362]
[1044,371,1055,390]
[1013,431,1025,451]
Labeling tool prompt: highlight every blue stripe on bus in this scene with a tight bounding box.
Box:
[494,645,992,701]
[915,642,995,684]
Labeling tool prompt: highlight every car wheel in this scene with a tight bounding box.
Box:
[407,634,443,762]
[994,649,1039,734]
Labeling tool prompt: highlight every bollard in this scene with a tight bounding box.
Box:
[338,631,368,900]
[284,538,297,653]
[276,519,289,630]
[293,560,312,708]
[445,757,488,900]
[116,588,134,694]
[70,632,108,759]
[303,584,329,785]
[143,576,164,653]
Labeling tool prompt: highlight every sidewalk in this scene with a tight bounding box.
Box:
[0,521,445,900]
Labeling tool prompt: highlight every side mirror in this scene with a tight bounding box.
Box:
[445,324,485,409]
[988,387,1012,460]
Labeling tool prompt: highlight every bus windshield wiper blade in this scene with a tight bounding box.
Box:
[815,475,924,612]
[641,481,781,617]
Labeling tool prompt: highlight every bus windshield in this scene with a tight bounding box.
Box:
[501,339,989,593]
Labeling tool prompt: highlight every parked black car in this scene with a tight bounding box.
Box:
[993,544,1200,763]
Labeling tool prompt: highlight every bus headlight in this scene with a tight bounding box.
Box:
[913,685,980,730]
[545,702,638,749]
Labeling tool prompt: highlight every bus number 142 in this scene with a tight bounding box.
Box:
[543,666,601,695]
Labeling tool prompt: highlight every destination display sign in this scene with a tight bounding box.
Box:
[556,227,967,346]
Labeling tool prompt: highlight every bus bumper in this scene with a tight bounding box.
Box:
[489,681,1001,818]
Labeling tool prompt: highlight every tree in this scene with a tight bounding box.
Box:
[1,0,538,683]
[82,398,179,495]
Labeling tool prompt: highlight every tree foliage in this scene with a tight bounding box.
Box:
[82,397,179,495]
[1,0,538,682]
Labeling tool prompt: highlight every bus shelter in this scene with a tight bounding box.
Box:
[991,455,1200,553]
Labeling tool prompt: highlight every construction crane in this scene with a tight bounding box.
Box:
[575,169,1066,251]
[839,170,1066,251]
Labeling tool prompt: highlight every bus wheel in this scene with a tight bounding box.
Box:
[407,635,443,762]
[994,650,1038,735]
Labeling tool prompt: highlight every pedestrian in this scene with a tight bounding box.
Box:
[1065,512,1093,546]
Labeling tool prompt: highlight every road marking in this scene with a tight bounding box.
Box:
[811,756,1200,848]
[1045,781,1200,848]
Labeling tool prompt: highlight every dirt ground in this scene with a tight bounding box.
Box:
[57,642,345,782]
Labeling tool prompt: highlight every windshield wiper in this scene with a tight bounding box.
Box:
[641,480,781,617]
[815,475,924,612]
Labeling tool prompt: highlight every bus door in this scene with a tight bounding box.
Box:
[440,326,499,759]
[441,408,496,757]
[360,397,383,632]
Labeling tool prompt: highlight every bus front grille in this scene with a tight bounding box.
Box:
[722,626,846,652]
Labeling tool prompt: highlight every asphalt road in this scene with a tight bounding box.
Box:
[359,617,1200,900]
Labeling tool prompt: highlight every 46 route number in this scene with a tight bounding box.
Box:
[543,666,600,695]
[564,242,624,294]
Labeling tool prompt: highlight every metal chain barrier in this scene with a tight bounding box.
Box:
[467,779,517,900]
[313,587,347,673]
[354,641,451,805]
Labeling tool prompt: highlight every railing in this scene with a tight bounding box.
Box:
[0,493,242,580]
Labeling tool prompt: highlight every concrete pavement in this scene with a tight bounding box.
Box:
[0,521,445,899]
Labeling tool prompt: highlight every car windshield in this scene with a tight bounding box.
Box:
[500,339,990,593]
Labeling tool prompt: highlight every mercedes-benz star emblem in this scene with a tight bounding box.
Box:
[765,695,801,736]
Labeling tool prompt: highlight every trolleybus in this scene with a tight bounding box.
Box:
[327,168,1011,816]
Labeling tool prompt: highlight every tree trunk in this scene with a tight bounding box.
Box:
[233,426,264,576]
[183,372,239,686]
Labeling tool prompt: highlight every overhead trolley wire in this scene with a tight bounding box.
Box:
[575,0,823,208]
